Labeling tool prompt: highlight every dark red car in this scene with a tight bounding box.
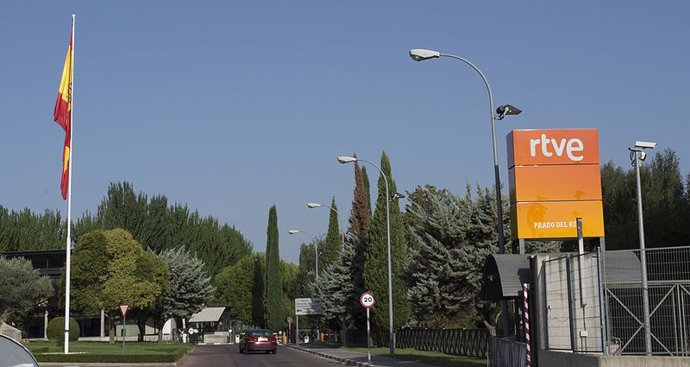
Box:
[239,329,277,354]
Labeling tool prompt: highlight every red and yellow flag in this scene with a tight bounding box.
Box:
[53,23,73,200]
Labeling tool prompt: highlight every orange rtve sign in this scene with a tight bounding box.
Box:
[507,128,604,240]
[507,129,600,167]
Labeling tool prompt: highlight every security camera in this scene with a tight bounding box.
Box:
[639,151,647,161]
[635,141,656,149]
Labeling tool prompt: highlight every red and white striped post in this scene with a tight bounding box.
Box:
[523,283,531,367]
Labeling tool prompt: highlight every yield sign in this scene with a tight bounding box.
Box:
[119,304,129,318]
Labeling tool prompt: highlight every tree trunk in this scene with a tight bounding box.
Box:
[136,318,146,342]
[109,317,116,343]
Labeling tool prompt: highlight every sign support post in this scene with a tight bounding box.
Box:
[360,292,376,363]
[119,304,129,350]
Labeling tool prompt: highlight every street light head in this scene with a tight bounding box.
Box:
[496,104,522,117]
[288,230,300,235]
[409,48,441,61]
[307,202,322,209]
[392,192,406,200]
[337,156,357,164]
[635,141,657,149]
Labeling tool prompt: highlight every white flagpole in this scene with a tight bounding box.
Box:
[64,14,75,355]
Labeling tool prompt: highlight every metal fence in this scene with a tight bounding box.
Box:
[604,246,690,355]
[540,246,690,356]
[396,328,488,358]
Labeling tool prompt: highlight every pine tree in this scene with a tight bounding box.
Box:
[364,151,410,336]
[264,205,284,330]
[315,239,356,344]
[320,197,342,271]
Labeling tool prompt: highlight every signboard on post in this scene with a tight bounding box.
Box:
[295,298,323,315]
[360,292,375,362]
[360,292,375,308]
[118,304,129,350]
[507,128,605,239]
[119,304,129,318]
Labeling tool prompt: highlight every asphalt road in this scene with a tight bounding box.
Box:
[179,344,342,367]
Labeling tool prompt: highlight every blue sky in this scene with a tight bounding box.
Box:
[2,1,689,264]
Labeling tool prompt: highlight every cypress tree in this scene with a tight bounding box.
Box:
[364,151,410,335]
[320,197,342,271]
[361,166,372,218]
[264,205,284,330]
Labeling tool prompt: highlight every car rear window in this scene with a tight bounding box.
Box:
[249,330,273,337]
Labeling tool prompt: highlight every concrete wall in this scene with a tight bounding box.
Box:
[541,350,690,367]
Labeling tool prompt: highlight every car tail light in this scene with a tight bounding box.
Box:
[269,336,277,342]
[247,337,257,343]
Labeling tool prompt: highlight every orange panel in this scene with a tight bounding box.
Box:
[507,129,599,167]
[510,201,605,239]
[509,165,602,203]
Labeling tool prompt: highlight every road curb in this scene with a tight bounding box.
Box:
[286,344,375,367]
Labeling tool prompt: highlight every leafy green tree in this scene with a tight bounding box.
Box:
[0,256,52,324]
[69,228,164,342]
[0,207,65,252]
[280,259,299,328]
[364,151,410,335]
[320,197,342,272]
[601,149,690,250]
[214,255,256,324]
[295,241,318,296]
[128,250,169,341]
[264,206,283,331]
[73,182,252,276]
[252,254,266,327]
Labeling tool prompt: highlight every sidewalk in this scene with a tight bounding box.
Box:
[288,343,436,367]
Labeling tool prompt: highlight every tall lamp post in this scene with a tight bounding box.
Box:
[629,140,656,355]
[307,202,345,244]
[288,229,319,280]
[409,48,521,336]
[337,155,396,356]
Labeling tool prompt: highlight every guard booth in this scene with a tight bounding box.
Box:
[188,307,234,344]
[481,254,532,367]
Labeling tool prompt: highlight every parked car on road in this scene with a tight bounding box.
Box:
[239,329,277,354]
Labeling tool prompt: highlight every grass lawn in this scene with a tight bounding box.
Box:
[25,341,194,363]
[345,346,486,367]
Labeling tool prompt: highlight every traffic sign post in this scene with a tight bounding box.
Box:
[360,292,375,362]
[119,304,129,350]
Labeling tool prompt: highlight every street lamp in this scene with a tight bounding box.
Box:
[409,48,521,337]
[409,48,521,253]
[307,201,346,244]
[337,155,396,356]
[629,140,656,355]
[288,229,319,280]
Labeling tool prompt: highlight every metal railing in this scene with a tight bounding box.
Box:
[540,246,690,356]
[395,328,488,358]
[604,246,690,355]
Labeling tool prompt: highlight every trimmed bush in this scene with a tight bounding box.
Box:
[46,317,80,342]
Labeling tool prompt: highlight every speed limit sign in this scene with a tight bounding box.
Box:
[360,291,375,308]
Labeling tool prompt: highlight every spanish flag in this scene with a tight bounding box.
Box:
[53,21,73,200]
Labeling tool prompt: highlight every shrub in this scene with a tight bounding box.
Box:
[46,317,79,342]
